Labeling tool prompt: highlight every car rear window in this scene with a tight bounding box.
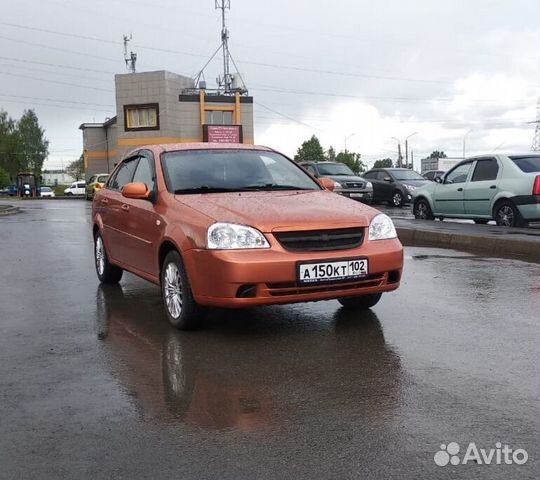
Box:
[509,155,540,173]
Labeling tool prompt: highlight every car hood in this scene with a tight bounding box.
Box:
[399,179,430,187]
[175,190,377,232]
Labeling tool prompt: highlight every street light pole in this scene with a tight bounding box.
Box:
[404,132,418,169]
[344,133,356,152]
[391,137,402,167]
[463,129,473,160]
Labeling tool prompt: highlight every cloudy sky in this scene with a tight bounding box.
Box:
[1,0,539,170]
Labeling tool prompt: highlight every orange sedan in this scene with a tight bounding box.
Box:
[92,144,403,329]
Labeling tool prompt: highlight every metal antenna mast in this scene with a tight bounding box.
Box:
[532,98,540,152]
[123,34,137,73]
[216,0,233,93]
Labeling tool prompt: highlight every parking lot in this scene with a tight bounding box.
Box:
[1,199,539,479]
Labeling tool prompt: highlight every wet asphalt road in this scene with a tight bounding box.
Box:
[1,200,539,479]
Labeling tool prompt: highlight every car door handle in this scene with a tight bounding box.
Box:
[121,204,130,212]
[457,188,463,192]
[100,198,109,205]
[490,185,497,189]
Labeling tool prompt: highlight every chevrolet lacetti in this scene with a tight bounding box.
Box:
[92,144,403,329]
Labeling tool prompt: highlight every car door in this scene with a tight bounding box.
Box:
[376,170,395,203]
[120,150,162,276]
[432,161,473,216]
[102,156,140,265]
[464,157,500,216]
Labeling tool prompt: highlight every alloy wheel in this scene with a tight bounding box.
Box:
[95,236,105,275]
[498,206,514,227]
[164,263,183,319]
[393,192,403,207]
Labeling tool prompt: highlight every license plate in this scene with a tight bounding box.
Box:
[298,258,369,285]
[350,193,364,198]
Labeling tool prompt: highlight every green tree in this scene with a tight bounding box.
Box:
[335,151,366,174]
[294,135,326,162]
[426,151,447,160]
[66,154,85,180]
[326,146,337,162]
[17,110,49,178]
[373,158,394,169]
[0,110,20,180]
[0,166,10,187]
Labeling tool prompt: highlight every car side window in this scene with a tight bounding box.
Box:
[304,165,316,176]
[108,158,139,191]
[471,159,499,182]
[445,163,472,184]
[377,171,390,181]
[363,171,375,179]
[132,155,156,191]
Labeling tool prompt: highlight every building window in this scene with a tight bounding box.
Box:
[205,110,234,125]
[124,103,159,131]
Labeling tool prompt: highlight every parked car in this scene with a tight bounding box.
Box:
[64,181,86,196]
[422,170,445,181]
[363,168,429,207]
[39,186,55,198]
[86,173,109,200]
[412,154,540,227]
[299,161,373,204]
[92,144,403,330]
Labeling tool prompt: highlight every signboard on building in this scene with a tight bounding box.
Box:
[203,125,243,144]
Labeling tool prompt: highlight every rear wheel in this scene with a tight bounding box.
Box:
[94,232,123,284]
[413,198,434,220]
[338,293,382,309]
[493,200,524,227]
[161,251,203,330]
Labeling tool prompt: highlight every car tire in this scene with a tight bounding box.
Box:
[474,219,489,225]
[338,293,382,309]
[493,200,525,228]
[413,198,434,220]
[161,250,203,330]
[94,231,123,284]
[391,190,404,208]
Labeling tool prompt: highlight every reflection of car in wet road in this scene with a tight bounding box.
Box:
[96,283,402,430]
[92,144,403,329]
[413,154,540,227]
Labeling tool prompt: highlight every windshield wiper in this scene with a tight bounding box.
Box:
[244,184,314,190]
[174,186,250,194]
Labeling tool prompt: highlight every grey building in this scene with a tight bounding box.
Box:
[80,70,254,176]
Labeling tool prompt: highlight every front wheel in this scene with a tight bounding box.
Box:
[161,251,203,330]
[391,190,404,208]
[414,198,434,220]
[94,232,123,283]
[338,293,382,309]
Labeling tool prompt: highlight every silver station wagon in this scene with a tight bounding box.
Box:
[413,154,540,227]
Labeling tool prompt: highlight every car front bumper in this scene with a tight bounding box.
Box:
[335,189,373,203]
[183,238,403,307]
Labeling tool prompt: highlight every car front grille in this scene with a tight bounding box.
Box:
[345,182,365,189]
[274,227,365,252]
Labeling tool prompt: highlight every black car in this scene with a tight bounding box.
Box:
[299,161,373,204]
[363,168,429,207]
[422,170,445,181]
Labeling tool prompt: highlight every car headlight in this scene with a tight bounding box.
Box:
[333,181,343,189]
[368,214,397,241]
[207,223,270,250]
[403,183,416,191]
[366,181,373,189]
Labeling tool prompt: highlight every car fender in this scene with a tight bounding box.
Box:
[490,190,517,213]
[413,189,435,212]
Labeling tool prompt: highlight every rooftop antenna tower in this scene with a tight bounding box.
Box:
[123,34,137,73]
[531,98,540,152]
[216,0,233,93]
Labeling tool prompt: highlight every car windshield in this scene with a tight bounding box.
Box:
[391,170,425,181]
[97,176,108,183]
[509,155,540,173]
[41,187,51,191]
[162,149,321,194]
[315,163,355,176]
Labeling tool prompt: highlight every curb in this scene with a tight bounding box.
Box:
[0,204,21,216]
[397,226,540,262]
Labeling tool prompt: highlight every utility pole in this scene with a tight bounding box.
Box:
[532,98,540,152]
[216,0,233,93]
[123,34,137,73]
[404,132,417,169]
[397,142,403,168]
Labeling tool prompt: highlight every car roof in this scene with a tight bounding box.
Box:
[150,142,274,153]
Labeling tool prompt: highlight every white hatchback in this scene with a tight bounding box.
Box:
[64,181,86,196]
[40,186,56,198]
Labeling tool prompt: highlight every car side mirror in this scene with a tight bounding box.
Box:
[122,182,151,200]
[434,177,443,184]
[319,177,336,192]
[384,176,393,182]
